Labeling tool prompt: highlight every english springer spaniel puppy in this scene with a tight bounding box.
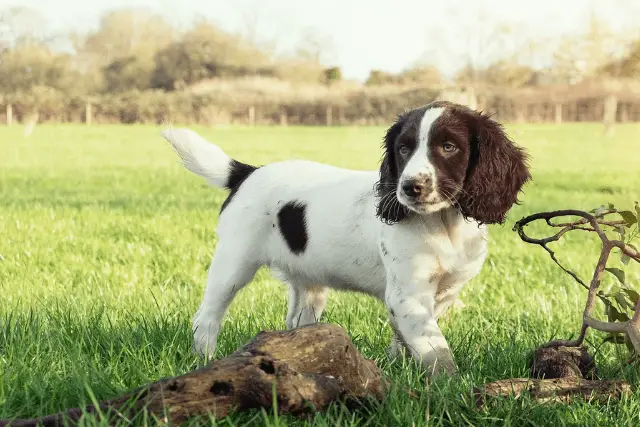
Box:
[161,101,531,376]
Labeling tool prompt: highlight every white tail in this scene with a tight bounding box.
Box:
[161,128,232,188]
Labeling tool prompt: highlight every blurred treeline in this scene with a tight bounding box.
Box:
[1,7,639,125]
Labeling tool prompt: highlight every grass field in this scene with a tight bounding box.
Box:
[1,122,640,426]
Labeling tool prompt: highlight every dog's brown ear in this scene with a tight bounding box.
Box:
[458,112,531,224]
[375,115,409,224]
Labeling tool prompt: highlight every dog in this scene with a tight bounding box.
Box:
[161,101,531,376]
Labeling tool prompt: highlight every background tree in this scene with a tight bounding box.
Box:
[73,8,174,68]
[293,27,335,66]
[72,8,174,93]
[550,11,639,84]
[365,65,442,87]
[472,59,537,88]
[151,20,272,90]
[601,40,640,78]
[322,67,342,86]
[102,56,156,92]
[398,64,443,86]
[0,7,54,48]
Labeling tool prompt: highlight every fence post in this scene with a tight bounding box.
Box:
[24,112,38,137]
[554,103,562,124]
[620,104,629,123]
[248,106,255,126]
[6,104,12,126]
[326,105,332,126]
[603,94,617,137]
[85,101,92,125]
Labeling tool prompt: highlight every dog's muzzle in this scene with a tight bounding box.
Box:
[400,174,433,201]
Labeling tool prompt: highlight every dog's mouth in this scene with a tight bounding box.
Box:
[397,191,452,215]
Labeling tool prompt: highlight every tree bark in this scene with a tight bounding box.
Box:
[0,324,387,426]
[474,378,631,407]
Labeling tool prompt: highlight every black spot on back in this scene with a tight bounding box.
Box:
[277,201,308,254]
[220,160,259,213]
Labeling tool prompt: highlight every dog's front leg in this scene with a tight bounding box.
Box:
[385,284,457,376]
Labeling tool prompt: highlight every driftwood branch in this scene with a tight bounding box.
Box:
[513,209,640,350]
[0,324,387,426]
[475,334,634,406]
[474,378,631,407]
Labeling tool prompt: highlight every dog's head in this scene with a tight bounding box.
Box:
[375,101,531,225]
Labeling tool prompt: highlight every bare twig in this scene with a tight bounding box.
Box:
[513,209,640,351]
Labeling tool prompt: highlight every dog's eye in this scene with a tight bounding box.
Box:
[398,145,410,156]
[442,142,457,153]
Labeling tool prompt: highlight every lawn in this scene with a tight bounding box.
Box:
[1,122,639,426]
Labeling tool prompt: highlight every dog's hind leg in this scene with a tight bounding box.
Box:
[192,242,259,358]
[285,283,329,329]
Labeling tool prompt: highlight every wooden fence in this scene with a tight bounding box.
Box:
[2,89,639,126]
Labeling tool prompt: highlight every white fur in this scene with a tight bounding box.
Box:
[162,128,232,187]
[161,124,488,376]
[400,107,443,183]
[398,107,450,214]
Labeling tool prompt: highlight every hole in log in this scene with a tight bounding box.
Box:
[210,381,234,396]
[259,360,276,375]
[167,380,182,391]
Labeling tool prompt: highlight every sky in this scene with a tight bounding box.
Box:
[4,0,640,81]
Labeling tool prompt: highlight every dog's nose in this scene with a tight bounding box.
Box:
[401,179,425,198]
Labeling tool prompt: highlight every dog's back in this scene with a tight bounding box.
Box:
[162,128,388,297]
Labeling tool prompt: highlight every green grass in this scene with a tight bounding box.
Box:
[1,122,640,426]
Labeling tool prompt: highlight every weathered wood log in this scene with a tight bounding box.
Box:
[0,323,387,426]
[530,345,597,380]
[473,377,631,407]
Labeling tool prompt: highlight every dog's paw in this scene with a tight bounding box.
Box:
[192,332,218,359]
[192,316,219,358]
[421,349,459,378]
[425,357,458,378]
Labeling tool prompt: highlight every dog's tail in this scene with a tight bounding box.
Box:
[161,128,256,189]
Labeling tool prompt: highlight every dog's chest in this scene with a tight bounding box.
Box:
[405,214,488,291]
[428,223,487,312]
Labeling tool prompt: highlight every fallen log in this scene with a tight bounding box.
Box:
[473,377,631,407]
[475,342,632,407]
[0,323,387,426]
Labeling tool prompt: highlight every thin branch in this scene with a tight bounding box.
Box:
[582,242,614,321]
[584,316,629,333]
[513,212,604,294]
[540,323,588,349]
[632,296,640,326]
[514,208,640,351]
[612,240,640,261]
